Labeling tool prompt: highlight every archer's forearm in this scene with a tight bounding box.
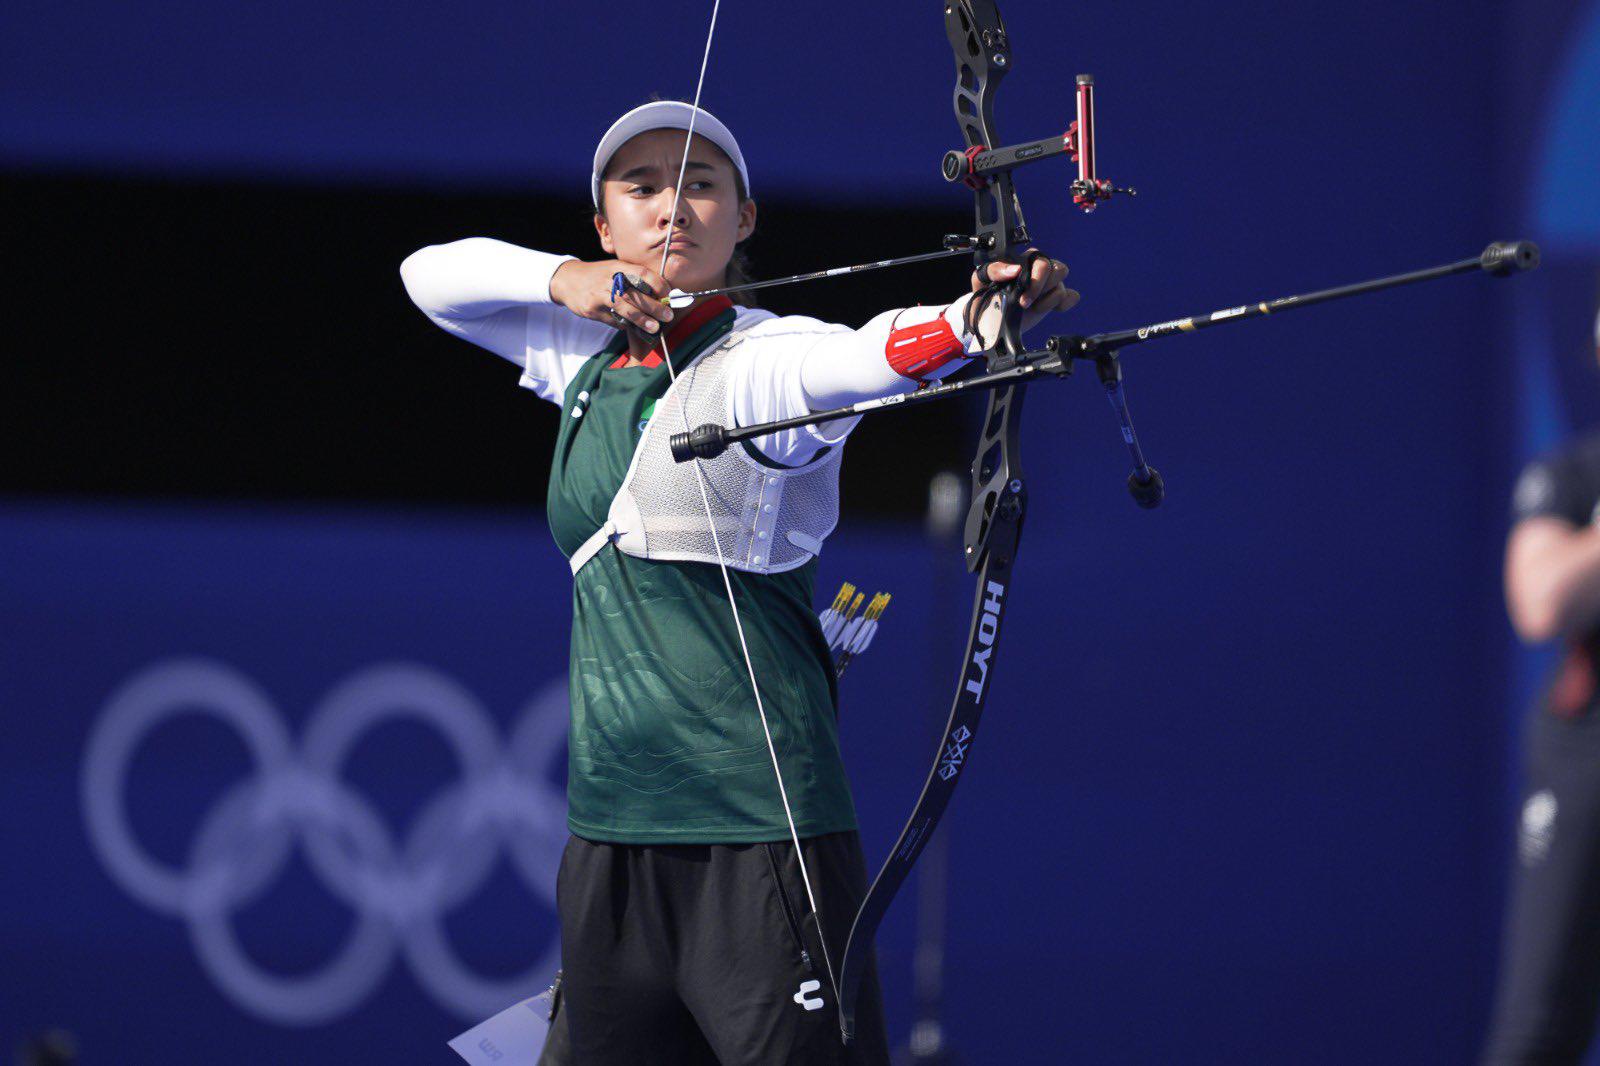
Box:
[400,237,573,320]
[798,300,982,410]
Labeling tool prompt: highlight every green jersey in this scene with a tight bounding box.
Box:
[546,299,858,843]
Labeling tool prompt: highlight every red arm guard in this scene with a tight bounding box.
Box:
[886,315,966,381]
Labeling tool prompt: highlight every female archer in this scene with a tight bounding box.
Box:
[400,99,1074,1064]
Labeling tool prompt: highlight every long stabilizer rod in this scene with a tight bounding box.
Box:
[1064,240,1540,356]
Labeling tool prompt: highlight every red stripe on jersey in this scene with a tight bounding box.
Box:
[607,295,733,370]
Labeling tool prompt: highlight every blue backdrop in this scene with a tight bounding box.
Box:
[4,0,1599,1062]
[0,487,1501,1061]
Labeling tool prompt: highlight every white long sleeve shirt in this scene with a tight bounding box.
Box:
[399,237,981,466]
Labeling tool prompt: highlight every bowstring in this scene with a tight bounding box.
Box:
[652,0,842,1009]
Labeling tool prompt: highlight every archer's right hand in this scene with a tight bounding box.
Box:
[549,260,675,334]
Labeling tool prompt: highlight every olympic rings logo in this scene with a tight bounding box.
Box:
[80,658,569,1026]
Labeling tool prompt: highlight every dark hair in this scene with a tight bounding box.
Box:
[595,100,758,307]
[718,168,757,308]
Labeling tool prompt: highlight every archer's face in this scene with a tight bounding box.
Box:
[596,128,756,294]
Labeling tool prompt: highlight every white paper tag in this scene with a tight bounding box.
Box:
[447,993,551,1064]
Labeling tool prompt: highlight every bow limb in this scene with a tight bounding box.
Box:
[835,0,1032,1044]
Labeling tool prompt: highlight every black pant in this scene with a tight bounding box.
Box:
[1483,706,1600,1064]
[538,831,890,1065]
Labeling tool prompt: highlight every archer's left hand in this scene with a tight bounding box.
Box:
[967,251,1080,342]
[973,251,1079,310]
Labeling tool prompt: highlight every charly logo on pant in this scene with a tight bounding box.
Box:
[80,658,569,1026]
[793,979,824,1011]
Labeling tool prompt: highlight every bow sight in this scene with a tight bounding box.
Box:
[942,73,1137,210]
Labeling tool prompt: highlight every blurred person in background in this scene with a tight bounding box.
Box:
[14,1030,77,1066]
[1489,306,1600,1065]
[400,100,1073,1064]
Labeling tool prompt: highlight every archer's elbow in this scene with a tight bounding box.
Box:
[398,241,465,316]
[398,244,440,301]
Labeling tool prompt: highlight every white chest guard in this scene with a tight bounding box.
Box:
[568,320,844,576]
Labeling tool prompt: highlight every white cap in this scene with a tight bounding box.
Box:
[591,101,751,209]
